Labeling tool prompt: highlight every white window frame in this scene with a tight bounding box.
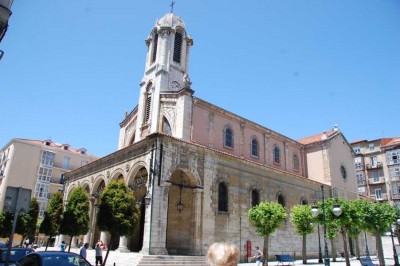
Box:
[369,143,375,151]
[372,171,379,182]
[62,157,70,170]
[375,188,382,199]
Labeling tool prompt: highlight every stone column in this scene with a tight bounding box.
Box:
[83,233,90,246]
[116,236,130,253]
[100,232,108,248]
[193,188,203,255]
[70,236,78,248]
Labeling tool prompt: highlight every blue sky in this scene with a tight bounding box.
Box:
[1,1,399,157]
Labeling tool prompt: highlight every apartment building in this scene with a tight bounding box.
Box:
[0,138,98,217]
[351,137,400,208]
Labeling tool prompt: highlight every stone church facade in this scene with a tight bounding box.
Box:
[64,12,374,261]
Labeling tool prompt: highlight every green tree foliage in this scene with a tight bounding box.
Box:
[59,187,90,252]
[0,211,13,238]
[16,198,39,246]
[248,201,286,265]
[97,180,140,266]
[290,204,314,264]
[361,201,397,266]
[39,192,64,250]
[347,199,370,258]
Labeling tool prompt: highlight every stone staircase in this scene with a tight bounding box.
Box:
[137,255,207,266]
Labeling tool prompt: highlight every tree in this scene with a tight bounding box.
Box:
[347,199,370,259]
[290,204,314,264]
[322,198,353,266]
[312,199,340,263]
[16,198,39,246]
[59,187,90,252]
[0,211,13,238]
[248,201,286,266]
[361,201,397,266]
[39,192,64,250]
[97,180,140,266]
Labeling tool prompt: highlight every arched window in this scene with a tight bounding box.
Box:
[273,145,280,164]
[224,126,234,148]
[251,138,259,157]
[218,182,228,212]
[173,31,183,63]
[151,33,158,63]
[162,117,172,135]
[293,153,299,171]
[277,193,285,207]
[251,189,260,207]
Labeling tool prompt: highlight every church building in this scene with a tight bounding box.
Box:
[64,12,372,261]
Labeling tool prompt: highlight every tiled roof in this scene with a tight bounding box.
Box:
[382,137,400,148]
[350,139,367,144]
[297,130,338,145]
[16,138,93,155]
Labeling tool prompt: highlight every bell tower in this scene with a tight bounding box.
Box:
[134,13,194,142]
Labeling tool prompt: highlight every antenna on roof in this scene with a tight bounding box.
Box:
[170,1,175,13]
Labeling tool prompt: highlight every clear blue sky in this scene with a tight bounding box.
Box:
[1,1,399,157]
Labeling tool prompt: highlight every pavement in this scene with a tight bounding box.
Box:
[35,235,397,266]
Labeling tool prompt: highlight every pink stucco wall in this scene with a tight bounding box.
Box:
[191,100,304,176]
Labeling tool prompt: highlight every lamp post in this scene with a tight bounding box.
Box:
[390,220,400,266]
[317,224,323,263]
[312,185,330,266]
[312,185,342,266]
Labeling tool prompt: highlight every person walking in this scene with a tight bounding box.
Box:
[252,246,263,266]
[60,241,66,252]
[79,243,89,259]
[95,242,103,266]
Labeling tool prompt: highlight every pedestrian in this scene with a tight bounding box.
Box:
[251,246,263,266]
[95,242,103,266]
[206,242,239,266]
[79,243,89,259]
[60,241,66,252]
[24,239,29,248]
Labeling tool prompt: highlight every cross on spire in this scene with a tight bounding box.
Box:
[170,1,175,13]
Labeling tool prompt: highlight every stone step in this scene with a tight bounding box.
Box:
[137,255,207,266]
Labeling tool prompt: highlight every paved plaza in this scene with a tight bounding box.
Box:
[37,235,397,266]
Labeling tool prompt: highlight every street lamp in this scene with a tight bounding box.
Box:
[312,185,342,266]
[317,224,323,263]
[390,218,400,266]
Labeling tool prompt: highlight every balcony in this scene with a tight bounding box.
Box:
[368,177,385,185]
[375,193,388,201]
[392,194,400,200]
[391,175,400,182]
[366,162,383,170]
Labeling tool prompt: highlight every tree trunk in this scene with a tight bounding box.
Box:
[45,235,52,251]
[102,235,112,266]
[354,235,360,259]
[302,234,307,264]
[263,236,269,266]
[375,230,385,266]
[341,229,350,266]
[330,238,337,262]
[68,236,73,253]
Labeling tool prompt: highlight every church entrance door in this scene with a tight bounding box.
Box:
[166,170,197,255]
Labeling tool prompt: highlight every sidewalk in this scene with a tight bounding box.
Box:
[35,236,396,266]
